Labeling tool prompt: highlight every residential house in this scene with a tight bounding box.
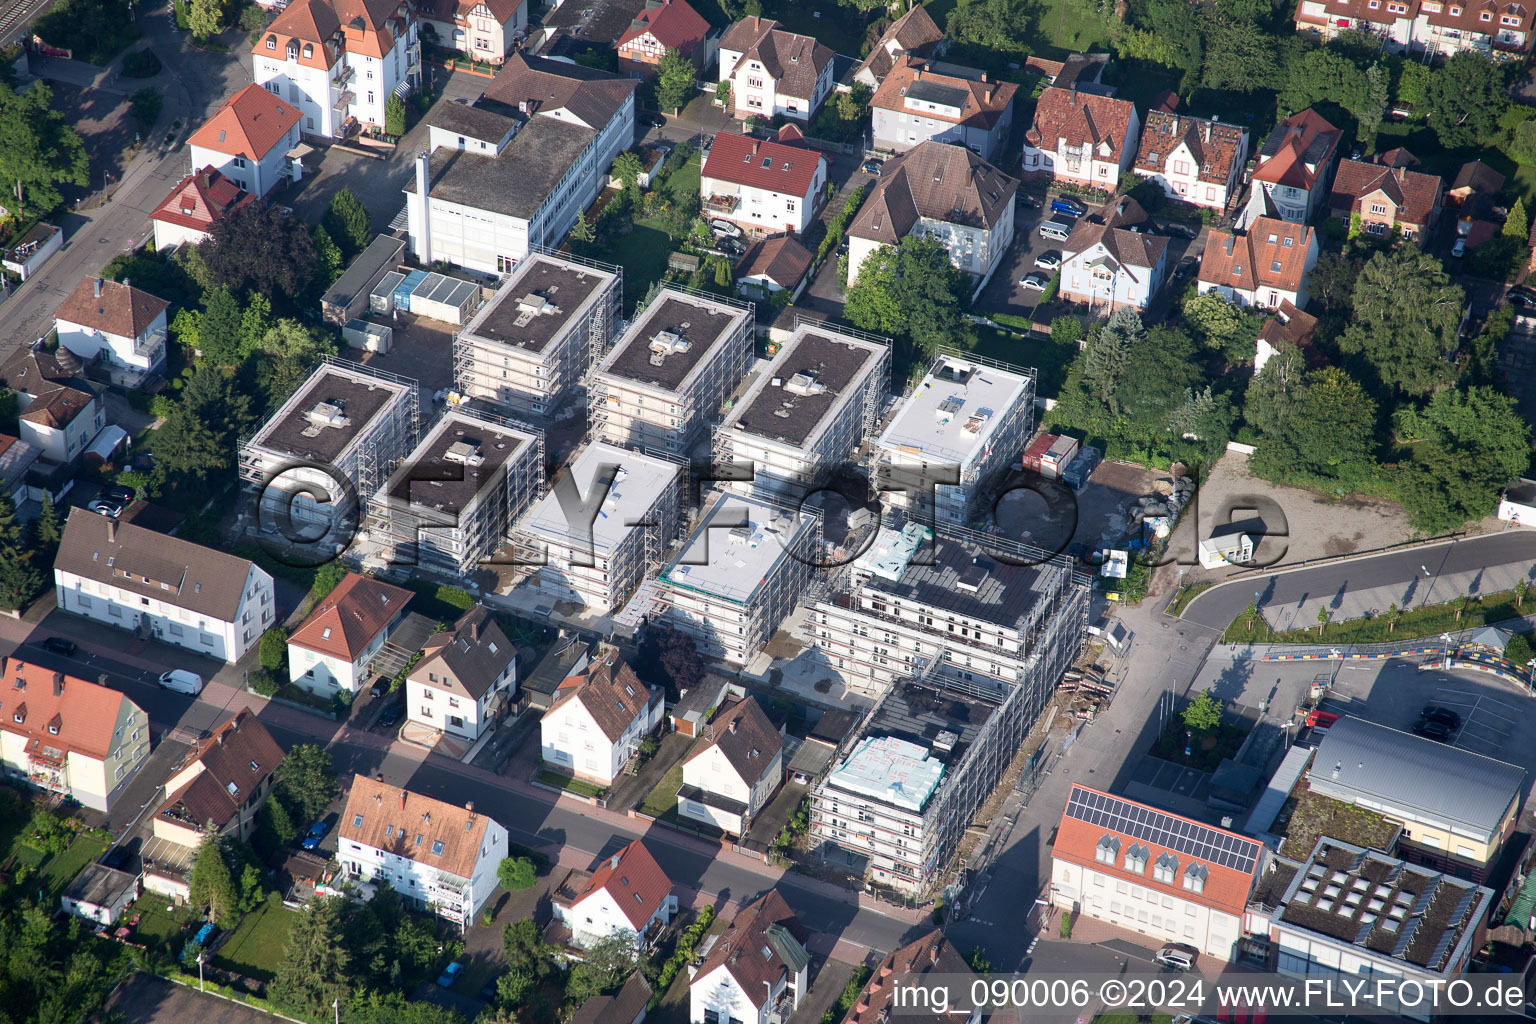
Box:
[550,839,676,948]
[0,656,151,812]
[334,774,509,926]
[1021,86,1140,189]
[540,0,651,53]
[53,509,277,663]
[717,17,834,122]
[700,127,827,238]
[405,54,638,275]
[1132,110,1249,211]
[846,141,1019,298]
[1448,159,1505,210]
[574,974,652,1024]
[13,368,104,465]
[1050,785,1264,961]
[0,435,40,510]
[419,0,528,62]
[838,930,983,1024]
[1239,109,1341,227]
[852,4,944,89]
[150,167,255,250]
[1254,300,1320,371]
[152,708,284,847]
[187,84,304,198]
[60,863,140,925]
[1329,158,1443,242]
[539,648,662,785]
[252,0,422,140]
[406,606,518,743]
[688,890,809,1024]
[53,276,170,385]
[1295,0,1535,59]
[616,0,711,76]
[1198,217,1319,310]
[1058,195,1170,312]
[734,233,812,299]
[870,58,1017,162]
[677,696,783,835]
[286,572,414,697]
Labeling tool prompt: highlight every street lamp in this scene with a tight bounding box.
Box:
[333,997,340,1024]
[196,951,204,992]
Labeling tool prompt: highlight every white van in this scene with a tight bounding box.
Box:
[1038,219,1072,242]
[158,669,205,695]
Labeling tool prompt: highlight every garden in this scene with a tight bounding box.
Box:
[1148,689,1246,772]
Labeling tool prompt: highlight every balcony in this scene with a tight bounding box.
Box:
[332,88,354,111]
[136,326,167,356]
[703,193,741,214]
[332,64,354,87]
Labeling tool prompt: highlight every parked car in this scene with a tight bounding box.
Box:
[379,703,404,728]
[40,636,77,656]
[158,669,204,695]
[1509,288,1536,308]
[88,497,125,519]
[1050,197,1087,218]
[718,237,746,257]
[861,158,884,176]
[1419,705,1462,730]
[1020,272,1050,291]
[1038,220,1072,242]
[710,219,743,239]
[1034,250,1063,271]
[1451,238,1467,258]
[436,961,465,988]
[101,485,137,506]
[1174,256,1198,280]
[1412,719,1452,742]
[301,819,331,850]
[1016,192,1042,209]
[1159,222,1198,240]
[1155,942,1199,972]
[641,112,666,129]
[369,678,388,698]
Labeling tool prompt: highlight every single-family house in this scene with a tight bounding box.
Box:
[1021,86,1140,189]
[688,890,809,1024]
[870,58,1018,162]
[0,435,40,510]
[1329,158,1443,242]
[734,233,812,299]
[1254,300,1320,372]
[540,648,663,785]
[852,4,943,89]
[152,708,284,847]
[574,973,652,1024]
[1058,195,1170,312]
[838,931,984,1024]
[717,17,834,122]
[150,167,256,250]
[187,84,304,198]
[286,572,414,697]
[406,605,517,743]
[419,0,528,63]
[53,276,170,385]
[1198,217,1319,311]
[699,126,827,237]
[550,839,676,948]
[1448,159,1505,210]
[677,696,783,835]
[13,370,104,465]
[1132,110,1249,211]
[616,0,711,77]
[1239,109,1341,227]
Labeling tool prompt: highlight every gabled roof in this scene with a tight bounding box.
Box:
[0,656,138,762]
[545,648,659,743]
[571,973,653,1024]
[684,696,782,783]
[719,17,833,101]
[1329,159,1442,228]
[0,345,81,399]
[19,381,96,430]
[569,839,672,928]
[1134,110,1247,185]
[701,130,825,197]
[418,0,525,27]
[1064,195,1168,274]
[1198,217,1314,295]
[189,84,303,162]
[1252,109,1341,190]
[736,233,812,289]
[616,0,710,55]
[340,774,496,879]
[1450,159,1505,196]
[158,708,284,830]
[287,572,413,661]
[1258,300,1321,364]
[256,0,412,63]
[853,4,943,84]
[871,58,1018,131]
[1376,147,1419,169]
[410,605,516,699]
[842,930,977,1024]
[54,277,169,340]
[847,141,1019,247]
[1026,86,1137,160]
[480,52,639,130]
[151,167,256,234]
[693,890,808,1008]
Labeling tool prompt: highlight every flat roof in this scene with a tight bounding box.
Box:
[877,355,1032,467]
[248,363,415,463]
[659,491,810,605]
[461,255,617,355]
[323,235,405,310]
[406,116,596,220]
[519,442,678,556]
[724,325,887,447]
[825,735,945,813]
[861,533,1055,632]
[381,411,539,517]
[865,679,999,769]
[597,290,749,393]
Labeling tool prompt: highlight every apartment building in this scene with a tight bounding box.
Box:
[251,0,421,140]
[654,491,816,664]
[150,167,255,250]
[286,573,414,696]
[1021,86,1140,188]
[187,84,304,198]
[54,511,276,663]
[588,288,754,454]
[1296,0,1535,58]
[452,252,621,417]
[1328,158,1444,242]
[515,441,683,613]
[717,16,834,122]
[688,890,809,1024]
[366,408,544,576]
[540,648,663,785]
[1132,110,1250,211]
[550,839,675,948]
[0,657,150,813]
[53,276,169,385]
[714,322,889,502]
[871,353,1034,527]
[1059,195,1170,312]
[699,127,827,238]
[1198,217,1320,311]
[1240,109,1342,227]
[870,58,1018,162]
[1051,785,1264,961]
[152,709,283,847]
[335,774,508,926]
[677,696,783,835]
[239,358,419,542]
[406,606,518,743]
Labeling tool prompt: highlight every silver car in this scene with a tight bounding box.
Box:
[1020,272,1050,291]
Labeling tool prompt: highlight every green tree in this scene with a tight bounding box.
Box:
[154,404,231,483]
[1258,367,1377,482]
[612,150,644,203]
[714,78,730,110]
[1338,247,1463,397]
[1182,689,1223,733]
[1506,633,1534,666]
[655,47,696,113]
[502,917,555,986]
[258,794,299,847]
[198,285,242,365]
[1307,251,1362,314]
[0,493,42,610]
[1201,18,1278,93]
[1118,325,1203,431]
[713,255,732,288]
[569,211,595,246]
[1505,197,1529,241]
[497,856,537,891]
[204,201,318,298]
[188,0,223,39]
[948,0,1035,62]
[566,931,640,1005]
[1277,46,1366,117]
[239,292,273,359]
[188,827,240,923]
[311,224,344,289]
[271,894,350,1017]
[844,235,977,359]
[1245,344,1308,437]
[1394,386,1532,532]
[275,743,337,822]
[259,626,288,673]
[385,93,407,137]
[1080,308,1143,415]
[1182,292,1263,366]
[1425,52,1506,150]
[129,87,162,130]
[0,82,89,217]
[252,319,337,400]
[1316,605,1331,634]
[658,189,702,240]
[1356,63,1390,151]
[311,559,348,600]
[1385,603,1401,634]
[34,491,61,547]
[1510,120,1536,165]
[322,187,373,256]
[1517,579,1531,611]
[1396,61,1430,110]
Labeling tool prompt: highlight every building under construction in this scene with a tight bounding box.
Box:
[452,251,621,417]
[588,286,753,455]
[238,358,419,544]
[364,407,544,577]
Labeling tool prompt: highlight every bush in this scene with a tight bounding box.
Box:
[497,856,537,891]
[130,88,163,130]
[1059,913,1072,938]
[259,627,289,673]
[237,2,268,30]
[435,585,474,611]
[121,49,162,77]
[249,669,281,696]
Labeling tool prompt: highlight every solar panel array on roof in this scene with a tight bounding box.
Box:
[1066,786,1261,873]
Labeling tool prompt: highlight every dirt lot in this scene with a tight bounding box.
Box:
[49,82,135,207]
[353,311,456,401]
[994,458,1164,558]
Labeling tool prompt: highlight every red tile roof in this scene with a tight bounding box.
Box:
[571,839,672,929]
[158,708,284,830]
[0,655,138,762]
[843,929,979,1023]
[19,384,94,429]
[189,84,303,162]
[1329,159,1443,229]
[853,4,943,83]
[702,130,826,198]
[1025,87,1137,161]
[340,774,495,879]
[547,649,660,743]
[151,166,256,234]
[256,0,412,63]
[1259,300,1323,366]
[287,572,413,661]
[53,277,169,340]
[1199,217,1315,295]
[1252,109,1341,191]
[616,0,709,54]
[736,233,812,289]
[719,17,833,101]
[870,58,1018,131]
[1134,110,1247,186]
[694,890,808,1008]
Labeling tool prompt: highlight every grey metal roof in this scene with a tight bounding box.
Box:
[1308,717,1527,841]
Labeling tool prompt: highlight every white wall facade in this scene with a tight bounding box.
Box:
[253,23,420,139]
[720,47,833,121]
[541,693,663,785]
[1022,108,1140,188]
[700,168,824,237]
[16,394,104,464]
[57,311,168,379]
[336,819,507,926]
[872,104,1011,162]
[554,885,676,949]
[1051,857,1241,960]
[678,743,782,835]
[424,0,526,60]
[690,961,805,1024]
[406,659,516,742]
[189,129,297,198]
[1059,243,1167,312]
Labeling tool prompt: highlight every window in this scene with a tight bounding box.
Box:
[432,840,445,855]
[1153,852,1178,884]
[353,813,364,826]
[1183,863,1208,894]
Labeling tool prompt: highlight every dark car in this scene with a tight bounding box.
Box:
[1173,256,1198,279]
[642,112,666,129]
[1016,193,1042,210]
[301,819,331,850]
[1159,223,1198,240]
[40,636,78,657]
[102,485,137,506]
[369,678,388,698]
[1419,705,1462,730]
[1509,288,1536,308]
[1051,197,1087,218]
[379,703,404,728]
[1412,719,1452,742]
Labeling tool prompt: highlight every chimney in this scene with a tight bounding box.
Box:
[981,71,988,82]
[466,801,474,812]
[376,773,384,782]
[93,278,103,298]
[929,944,939,965]
[729,717,739,733]
[400,789,407,809]
[610,853,621,869]
[106,519,117,543]
[414,150,433,263]
[1203,122,1210,144]
[53,672,64,697]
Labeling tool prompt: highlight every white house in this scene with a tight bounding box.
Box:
[1022,86,1140,188]
[60,863,140,926]
[869,58,1017,162]
[14,375,104,465]
[1132,110,1249,211]
[677,697,783,836]
[852,4,944,89]
[150,167,255,250]
[1058,196,1170,313]
[334,774,508,927]
[717,16,834,122]
[53,510,276,664]
[187,84,304,198]
[53,276,170,384]
[406,606,517,743]
[419,0,527,63]
[251,0,421,140]
[1239,109,1341,228]
[688,890,809,1024]
[1198,217,1319,311]
[550,839,676,949]
[699,127,827,238]
[539,648,662,786]
[286,572,414,697]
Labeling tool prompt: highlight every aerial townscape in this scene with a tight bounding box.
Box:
[5,0,1536,1022]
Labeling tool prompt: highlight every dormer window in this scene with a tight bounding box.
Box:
[1153,852,1178,884]
[266,35,277,49]
[1270,260,1282,272]
[1124,843,1149,874]
[1183,862,1208,893]
[1094,835,1119,864]
[1482,9,1493,16]
[303,43,314,58]
[1282,236,1294,247]
[1451,5,1463,13]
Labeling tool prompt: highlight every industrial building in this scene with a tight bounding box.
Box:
[873,352,1034,526]
[453,252,622,418]
[653,490,817,664]
[365,408,544,577]
[514,442,684,613]
[588,288,753,454]
[239,359,419,544]
[714,321,889,502]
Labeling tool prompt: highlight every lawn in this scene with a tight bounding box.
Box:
[1169,582,1213,617]
[536,770,605,798]
[125,896,199,957]
[637,751,688,819]
[972,323,1080,400]
[40,834,108,897]
[603,152,704,314]
[1023,0,1114,59]
[758,0,868,55]
[209,901,295,983]
[1223,587,1529,645]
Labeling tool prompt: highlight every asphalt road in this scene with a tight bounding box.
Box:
[1180,531,1536,630]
